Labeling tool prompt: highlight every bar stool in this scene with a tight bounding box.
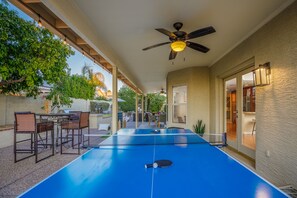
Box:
[14,112,54,163]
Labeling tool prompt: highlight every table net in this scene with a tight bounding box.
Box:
[83,129,227,148]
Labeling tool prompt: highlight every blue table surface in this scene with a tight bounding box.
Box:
[19,129,288,198]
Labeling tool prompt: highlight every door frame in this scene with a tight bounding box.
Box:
[224,75,238,150]
[224,67,255,159]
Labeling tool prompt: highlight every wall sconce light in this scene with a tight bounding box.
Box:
[253,62,271,86]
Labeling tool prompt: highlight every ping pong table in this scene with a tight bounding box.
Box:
[19,128,288,198]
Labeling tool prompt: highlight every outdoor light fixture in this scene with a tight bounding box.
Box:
[253,62,271,86]
[171,41,186,52]
[37,14,42,27]
[63,35,67,45]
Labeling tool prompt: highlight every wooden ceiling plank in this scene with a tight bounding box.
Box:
[77,37,87,45]
[90,49,98,56]
[22,0,41,3]
[55,19,68,29]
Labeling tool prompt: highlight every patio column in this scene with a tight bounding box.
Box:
[112,66,118,134]
[135,94,138,128]
[141,95,144,123]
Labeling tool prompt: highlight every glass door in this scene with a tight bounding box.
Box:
[225,77,238,149]
[239,71,256,158]
[224,69,256,159]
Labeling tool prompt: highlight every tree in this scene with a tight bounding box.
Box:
[81,64,106,90]
[95,95,108,101]
[47,74,96,110]
[118,86,136,112]
[147,93,166,113]
[0,3,74,96]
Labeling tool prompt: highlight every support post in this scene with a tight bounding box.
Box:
[112,66,118,134]
[135,94,138,128]
[141,95,144,123]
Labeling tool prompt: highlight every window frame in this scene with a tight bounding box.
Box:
[172,85,187,124]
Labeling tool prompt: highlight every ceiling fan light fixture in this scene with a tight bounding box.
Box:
[171,41,186,52]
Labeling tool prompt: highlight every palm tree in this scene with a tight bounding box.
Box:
[81,63,107,91]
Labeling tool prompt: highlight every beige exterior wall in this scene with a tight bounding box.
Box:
[167,67,210,131]
[0,95,45,125]
[209,2,297,187]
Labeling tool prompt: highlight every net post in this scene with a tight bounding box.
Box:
[222,132,227,147]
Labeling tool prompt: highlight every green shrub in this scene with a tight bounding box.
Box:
[193,120,205,135]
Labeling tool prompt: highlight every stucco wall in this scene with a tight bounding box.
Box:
[0,95,45,125]
[209,2,297,187]
[0,95,92,127]
[167,67,210,131]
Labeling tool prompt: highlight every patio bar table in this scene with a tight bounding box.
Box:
[36,113,73,152]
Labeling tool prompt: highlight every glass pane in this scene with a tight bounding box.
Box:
[172,86,187,123]
[173,86,187,104]
[225,78,237,141]
[242,72,256,150]
[172,104,187,123]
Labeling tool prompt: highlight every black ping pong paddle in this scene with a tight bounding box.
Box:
[145,160,173,168]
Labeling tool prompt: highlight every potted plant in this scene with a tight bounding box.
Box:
[193,120,205,136]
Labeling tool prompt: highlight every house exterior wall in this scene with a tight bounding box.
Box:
[167,67,210,132]
[209,1,297,187]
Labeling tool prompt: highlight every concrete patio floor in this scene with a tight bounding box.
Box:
[0,128,109,197]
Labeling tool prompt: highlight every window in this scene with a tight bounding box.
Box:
[172,85,187,123]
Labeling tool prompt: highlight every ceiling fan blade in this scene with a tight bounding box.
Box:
[155,28,176,39]
[187,41,210,53]
[187,26,216,40]
[169,50,177,60]
[142,42,171,51]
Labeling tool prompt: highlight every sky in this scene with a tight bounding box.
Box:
[7,2,123,91]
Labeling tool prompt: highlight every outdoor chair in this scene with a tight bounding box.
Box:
[60,112,90,154]
[68,111,81,121]
[14,112,54,163]
[177,116,184,123]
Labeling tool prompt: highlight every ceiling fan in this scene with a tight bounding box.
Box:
[160,88,166,94]
[153,88,166,95]
[142,22,216,60]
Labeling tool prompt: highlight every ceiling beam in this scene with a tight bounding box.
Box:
[100,59,109,63]
[77,37,87,45]
[90,49,98,56]
[55,19,68,29]
[22,0,41,3]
